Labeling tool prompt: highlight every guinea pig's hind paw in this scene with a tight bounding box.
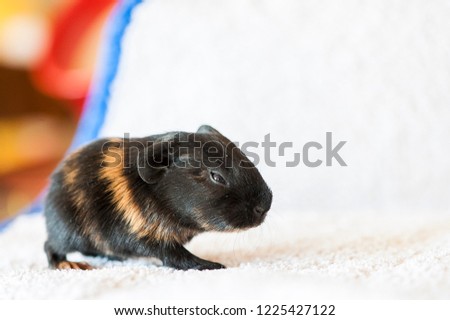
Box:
[55,261,94,270]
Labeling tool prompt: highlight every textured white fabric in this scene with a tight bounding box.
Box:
[1,213,450,299]
[102,0,450,214]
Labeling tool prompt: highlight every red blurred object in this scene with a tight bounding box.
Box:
[32,0,116,116]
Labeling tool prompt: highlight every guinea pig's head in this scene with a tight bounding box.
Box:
[137,125,272,231]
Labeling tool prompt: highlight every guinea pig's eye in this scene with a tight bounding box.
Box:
[210,171,227,186]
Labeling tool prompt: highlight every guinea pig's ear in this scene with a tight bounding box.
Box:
[197,125,223,136]
[137,141,170,184]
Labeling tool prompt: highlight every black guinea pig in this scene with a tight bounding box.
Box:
[44,125,272,270]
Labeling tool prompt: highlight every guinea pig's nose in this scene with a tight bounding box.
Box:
[253,206,266,217]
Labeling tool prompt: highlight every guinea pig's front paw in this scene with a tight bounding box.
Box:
[161,244,226,270]
[192,260,226,271]
[168,258,226,271]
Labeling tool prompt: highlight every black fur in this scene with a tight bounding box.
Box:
[44,125,272,270]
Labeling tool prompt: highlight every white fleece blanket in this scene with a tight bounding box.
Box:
[1,212,449,299]
[100,0,450,215]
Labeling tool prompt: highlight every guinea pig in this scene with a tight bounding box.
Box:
[44,125,272,270]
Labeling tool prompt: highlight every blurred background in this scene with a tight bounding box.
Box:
[2,0,450,222]
[0,0,116,221]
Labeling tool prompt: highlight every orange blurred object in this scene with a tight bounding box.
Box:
[0,116,75,176]
[0,0,117,221]
[32,0,116,116]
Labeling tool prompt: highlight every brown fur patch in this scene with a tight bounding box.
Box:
[62,164,87,209]
[73,188,86,209]
[64,166,78,185]
[62,148,86,206]
[62,148,81,186]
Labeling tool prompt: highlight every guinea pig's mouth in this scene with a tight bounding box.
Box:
[232,210,268,231]
[253,211,268,227]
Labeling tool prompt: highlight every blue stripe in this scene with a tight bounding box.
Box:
[71,0,144,149]
[0,218,12,232]
[0,0,144,232]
